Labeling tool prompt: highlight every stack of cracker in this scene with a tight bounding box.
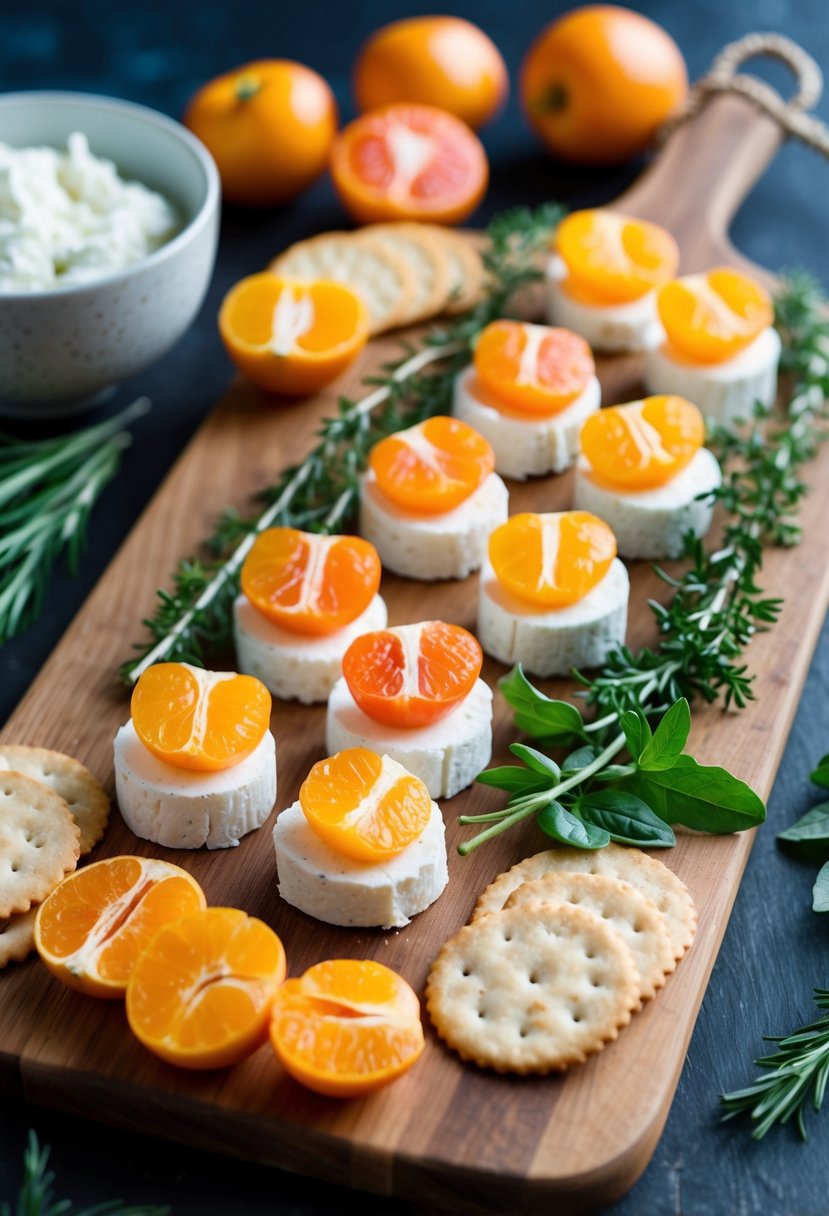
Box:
[426,844,697,1075]
[0,746,110,970]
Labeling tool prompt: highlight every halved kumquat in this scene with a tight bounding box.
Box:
[342,620,483,728]
[473,320,595,416]
[126,906,287,1070]
[369,416,494,515]
[34,856,207,999]
[219,274,370,396]
[489,511,616,608]
[270,958,425,1097]
[299,747,433,863]
[657,268,774,364]
[580,395,704,490]
[556,209,679,305]
[131,663,271,773]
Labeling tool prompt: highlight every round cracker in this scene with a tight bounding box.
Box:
[0,771,79,918]
[504,872,676,1003]
[0,908,36,969]
[426,902,639,1074]
[431,228,485,315]
[472,844,697,961]
[0,746,109,856]
[360,223,453,325]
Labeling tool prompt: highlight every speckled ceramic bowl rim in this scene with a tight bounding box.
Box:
[0,89,221,302]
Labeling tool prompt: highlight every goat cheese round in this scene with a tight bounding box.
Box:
[545,255,663,352]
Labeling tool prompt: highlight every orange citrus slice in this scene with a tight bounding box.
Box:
[657,268,774,364]
[580,396,704,490]
[240,527,381,636]
[329,102,489,225]
[369,416,494,514]
[126,906,287,1070]
[473,320,595,416]
[34,856,206,999]
[341,620,483,728]
[218,274,370,396]
[270,958,425,1097]
[299,747,433,863]
[131,662,272,773]
[556,209,679,304]
[489,511,616,607]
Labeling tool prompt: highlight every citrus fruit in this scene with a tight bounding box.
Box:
[657,268,774,364]
[369,415,494,514]
[130,662,271,773]
[329,103,489,226]
[353,16,508,130]
[341,620,483,728]
[270,958,425,1097]
[183,59,337,206]
[520,6,688,164]
[555,209,679,305]
[240,527,381,636]
[473,320,595,416]
[34,856,206,999]
[218,275,370,396]
[299,747,433,863]
[580,396,704,490]
[489,511,617,607]
[126,906,286,1070]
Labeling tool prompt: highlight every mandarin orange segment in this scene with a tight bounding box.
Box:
[270,958,425,1097]
[369,415,494,514]
[473,320,595,416]
[131,662,271,773]
[34,856,206,999]
[126,906,287,1070]
[218,274,370,396]
[241,527,381,636]
[580,396,704,490]
[341,620,483,728]
[657,268,774,364]
[489,511,616,608]
[299,747,433,863]
[556,209,679,304]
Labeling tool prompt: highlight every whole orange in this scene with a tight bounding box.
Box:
[520,5,688,164]
[183,59,337,206]
[353,15,508,130]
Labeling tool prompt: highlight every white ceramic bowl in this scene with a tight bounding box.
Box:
[0,91,221,419]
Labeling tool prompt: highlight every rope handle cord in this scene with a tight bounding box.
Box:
[659,31,829,157]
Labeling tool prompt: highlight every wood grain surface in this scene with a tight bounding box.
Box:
[1,92,827,1213]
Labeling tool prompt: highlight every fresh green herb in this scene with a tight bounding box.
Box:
[120,204,564,682]
[1,1129,169,1216]
[0,398,148,646]
[811,754,829,789]
[720,989,829,1140]
[777,750,829,909]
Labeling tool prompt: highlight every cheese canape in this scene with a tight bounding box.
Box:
[273,746,448,929]
[114,662,276,849]
[358,415,508,580]
[478,511,628,676]
[452,319,601,479]
[546,208,679,352]
[233,526,387,703]
[572,395,722,559]
[326,620,492,799]
[643,267,780,425]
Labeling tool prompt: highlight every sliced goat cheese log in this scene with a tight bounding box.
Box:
[326,676,493,799]
[453,364,600,479]
[643,327,781,427]
[359,468,508,580]
[233,592,387,703]
[113,720,277,849]
[273,797,448,928]
[545,256,664,352]
[478,557,629,677]
[573,448,722,559]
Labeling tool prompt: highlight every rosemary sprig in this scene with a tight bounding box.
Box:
[0,397,149,645]
[120,203,563,681]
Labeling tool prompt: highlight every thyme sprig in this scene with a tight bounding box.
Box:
[120,203,564,682]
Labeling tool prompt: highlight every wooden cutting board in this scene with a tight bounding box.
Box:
[2,90,828,1213]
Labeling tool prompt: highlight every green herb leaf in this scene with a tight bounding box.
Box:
[509,742,561,781]
[499,666,586,744]
[811,754,829,789]
[621,756,765,833]
[476,766,551,795]
[561,745,598,773]
[537,801,610,850]
[638,698,691,771]
[590,764,637,783]
[777,803,829,861]
[813,862,829,912]
[620,709,652,762]
[574,790,676,847]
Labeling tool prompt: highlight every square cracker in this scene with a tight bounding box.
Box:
[0,746,109,856]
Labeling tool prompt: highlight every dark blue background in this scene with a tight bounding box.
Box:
[1,2,829,1213]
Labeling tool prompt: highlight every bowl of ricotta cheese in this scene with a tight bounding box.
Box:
[0,91,220,418]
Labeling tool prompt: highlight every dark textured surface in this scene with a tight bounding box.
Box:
[1,2,828,1213]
